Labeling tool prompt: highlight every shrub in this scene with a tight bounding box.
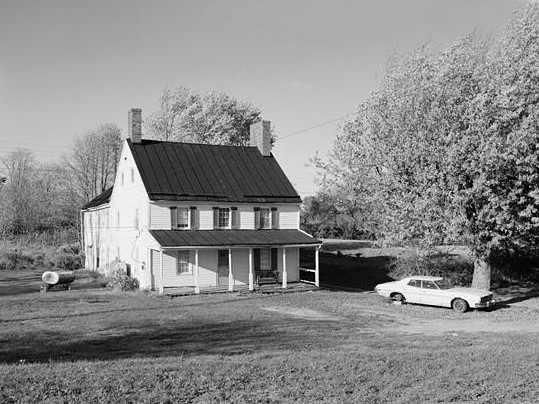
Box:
[55,253,83,271]
[0,250,36,271]
[57,243,82,256]
[105,268,139,291]
[388,247,474,286]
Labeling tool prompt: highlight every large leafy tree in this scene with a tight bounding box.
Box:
[146,86,271,145]
[317,4,539,289]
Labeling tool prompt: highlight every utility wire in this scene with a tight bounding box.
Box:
[279,113,356,140]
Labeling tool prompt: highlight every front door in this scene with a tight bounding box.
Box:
[217,250,229,286]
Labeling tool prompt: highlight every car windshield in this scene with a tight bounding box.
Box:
[434,280,453,290]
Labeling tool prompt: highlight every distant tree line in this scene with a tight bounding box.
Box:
[0,124,123,239]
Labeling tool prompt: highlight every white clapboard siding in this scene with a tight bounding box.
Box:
[158,250,219,288]
[232,249,249,285]
[198,250,217,287]
[278,206,300,229]
[150,203,171,229]
[276,247,299,282]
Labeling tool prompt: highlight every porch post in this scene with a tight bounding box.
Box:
[159,249,164,294]
[282,247,287,289]
[194,249,200,294]
[248,248,254,291]
[315,246,320,287]
[228,248,234,292]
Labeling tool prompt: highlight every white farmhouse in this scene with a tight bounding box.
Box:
[81,109,321,293]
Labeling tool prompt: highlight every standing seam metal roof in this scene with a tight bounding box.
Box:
[127,139,302,203]
[150,229,321,247]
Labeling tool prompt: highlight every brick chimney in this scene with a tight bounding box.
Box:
[128,108,142,144]
[249,120,271,157]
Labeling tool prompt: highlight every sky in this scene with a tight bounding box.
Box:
[0,0,524,196]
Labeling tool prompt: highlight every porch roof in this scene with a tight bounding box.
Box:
[149,229,321,248]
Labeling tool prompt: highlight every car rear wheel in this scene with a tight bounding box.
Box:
[452,298,468,313]
[392,293,405,302]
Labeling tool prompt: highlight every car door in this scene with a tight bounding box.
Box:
[401,279,422,304]
[420,280,444,306]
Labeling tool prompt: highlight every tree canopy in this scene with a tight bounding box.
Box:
[316,4,539,289]
[146,86,272,146]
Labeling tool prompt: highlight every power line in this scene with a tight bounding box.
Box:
[279,113,356,140]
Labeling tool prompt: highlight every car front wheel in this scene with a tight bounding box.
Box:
[392,293,405,302]
[452,298,468,313]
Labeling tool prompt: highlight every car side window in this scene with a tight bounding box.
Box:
[407,279,421,288]
[423,281,438,290]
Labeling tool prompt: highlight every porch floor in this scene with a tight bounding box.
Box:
[164,281,318,298]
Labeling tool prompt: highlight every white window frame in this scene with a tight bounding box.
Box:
[176,207,190,229]
[218,207,231,229]
[177,250,192,275]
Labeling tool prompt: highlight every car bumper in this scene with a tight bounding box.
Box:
[474,300,495,308]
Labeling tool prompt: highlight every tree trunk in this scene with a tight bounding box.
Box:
[471,258,491,290]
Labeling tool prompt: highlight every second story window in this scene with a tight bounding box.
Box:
[177,207,189,228]
[259,208,270,229]
[255,207,278,229]
[218,207,230,228]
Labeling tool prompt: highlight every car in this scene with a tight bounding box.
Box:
[374,276,495,313]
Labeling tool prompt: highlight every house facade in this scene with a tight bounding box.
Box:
[82,109,321,293]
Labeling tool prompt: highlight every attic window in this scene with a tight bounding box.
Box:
[131,168,134,183]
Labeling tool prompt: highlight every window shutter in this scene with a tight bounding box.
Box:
[271,207,278,229]
[170,207,177,229]
[253,207,260,230]
[231,207,239,229]
[213,207,219,229]
[190,207,197,229]
[271,248,278,271]
[254,248,260,271]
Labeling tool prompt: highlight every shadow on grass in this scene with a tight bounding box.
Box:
[307,252,394,292]
[0,315,342,364]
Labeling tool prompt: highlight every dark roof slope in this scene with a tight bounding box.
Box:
[150,229,321,247]
[82,187,113,210]
[127,139,301,204]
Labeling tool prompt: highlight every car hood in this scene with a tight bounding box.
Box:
[451,287,492,298]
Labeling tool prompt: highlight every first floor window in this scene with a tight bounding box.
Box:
[177,251,191,274]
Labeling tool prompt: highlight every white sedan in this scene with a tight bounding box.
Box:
[374,276,495,313]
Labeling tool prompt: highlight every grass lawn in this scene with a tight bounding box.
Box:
[1,244,539,403]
